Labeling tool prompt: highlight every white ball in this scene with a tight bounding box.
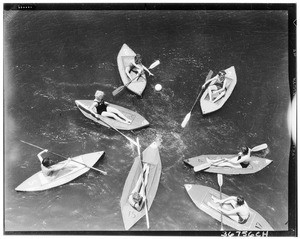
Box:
[155,84,162,91]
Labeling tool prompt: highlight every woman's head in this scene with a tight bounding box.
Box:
[95,90,105,101]
[241,147,249,155]
[134,54,142,64]
[132,192,142,203]
[237,195,245,206]
[42,157,52,168]
[218,70,226,76]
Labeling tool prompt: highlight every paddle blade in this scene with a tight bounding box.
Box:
[112,85,125,96]
[217,174,223,187]
[181,112,191,128]
[194,162,211,172]
[205,70,214,81]
[149,60,160,69]
[251,143,268,152]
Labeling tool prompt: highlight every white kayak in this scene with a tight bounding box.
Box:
[185,184,274,231]
[200,66,237,114]
[15,151,105,192]
[75,100,149,131]
[120,142,162,230]
[117,43,147,96]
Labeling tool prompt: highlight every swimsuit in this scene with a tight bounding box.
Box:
[41,164,54,177]
[240,161,250,168]
[239,148,251,168]
[128,63,136,72]
[214,77,225,89]
[95,100,107,114]
[128,62,144,75]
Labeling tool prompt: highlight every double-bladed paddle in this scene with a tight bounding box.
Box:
[20,140,107,175]
[217,174,224,231]
[181,70,213,128]
[136,137,150,229]
[193,143,268,172]
[112,60,160,97]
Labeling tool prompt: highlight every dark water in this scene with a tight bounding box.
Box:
[4,9,291,233]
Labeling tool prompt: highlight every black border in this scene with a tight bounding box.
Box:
[3,2,297,237]
[3,3,297,11]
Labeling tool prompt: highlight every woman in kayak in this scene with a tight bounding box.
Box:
[90,90,132,124]
[128,164,150,211]
[202,70,229,103]
[125,54,154,81]
[38,149,71,177]
[207,147,251,168]
[212,195,250,224]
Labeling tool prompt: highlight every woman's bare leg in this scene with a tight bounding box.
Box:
[106,106,132,123]
[208,85,218,101]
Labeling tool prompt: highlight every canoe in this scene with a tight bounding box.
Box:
[120,142,162,230]
[75,100,149,131]
[200,66,237,114]
[15,151,105,192]
[117,43,147,96]
[185,184,274,231]
[184,155,272,175]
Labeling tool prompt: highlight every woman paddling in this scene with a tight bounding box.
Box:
[125,54,153,81]
[38,149,71,177]
[203,70,229,103]
[207,147,251,169]
[90,90,132,124]
[211,195,250,224]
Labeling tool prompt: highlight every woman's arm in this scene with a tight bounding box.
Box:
[235,148,251,164]
[235,155,246,164]
[218,206,240,216]
[214,78,228,94]
[125,65,132,79]
[142,65,153,76]
[126,61,138,77]
[218,196,237,204]
[202,76,217,88]
[51,158,72,171]
[37,149,48,163]
[89,102,97,112]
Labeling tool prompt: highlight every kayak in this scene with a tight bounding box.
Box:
[120,142,162,230]
[184,155,272,175]
[15,151,105,192]
[200,66,237,114]
[185,184,274,231]
[75,100,149,131]
[117,43,147,96]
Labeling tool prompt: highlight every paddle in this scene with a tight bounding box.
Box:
[137,137,150,229]
[77,102,138,147]
[193,143,268,172]
[112,60,160,97]
[20,140,107,175]
[217,174,224,231]
[181,70,213,128]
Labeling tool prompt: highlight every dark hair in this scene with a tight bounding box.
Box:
[218,70,226,76]
[237,195,245,206]
[42,157,52,168]
[132,192,142,203]
[241,147,249,155]
[135,54,142,64]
